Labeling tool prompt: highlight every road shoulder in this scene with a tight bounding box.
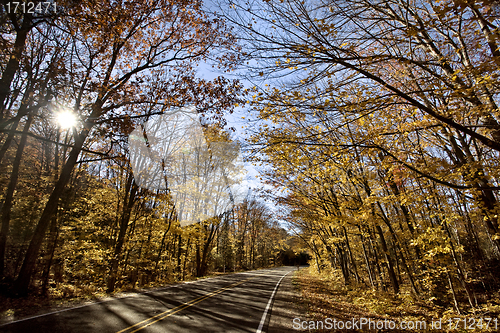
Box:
[268,268,308,333]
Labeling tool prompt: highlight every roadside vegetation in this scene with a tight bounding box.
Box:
[296,266,500,332]
[2,0,500,327]
[0,0,296,318]
[222,0,500,322]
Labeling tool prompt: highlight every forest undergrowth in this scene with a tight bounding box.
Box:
[296,266,500,332]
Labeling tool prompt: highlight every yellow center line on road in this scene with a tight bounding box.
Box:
[116,276,255,333]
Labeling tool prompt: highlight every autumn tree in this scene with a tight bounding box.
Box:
[222,0,500,311]
[0,0,244,296]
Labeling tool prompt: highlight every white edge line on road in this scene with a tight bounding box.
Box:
[255,269,293,333]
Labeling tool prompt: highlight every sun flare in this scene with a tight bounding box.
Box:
[55,110,77,129]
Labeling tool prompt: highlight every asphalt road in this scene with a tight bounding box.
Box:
[0,266,297,333]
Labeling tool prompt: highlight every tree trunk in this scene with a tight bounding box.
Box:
[376,225,399,294]
[107,172,138,293]
[359,226,376,288]
[196,223,217,277]
[343,226,361,284]
[0,113,34,279]
[154,210,173,271]
[176,234,182,277]
[14,126,91,295]
[0,14,32,119]
[41,214,59,294]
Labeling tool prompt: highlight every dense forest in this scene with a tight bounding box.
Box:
[2,0,500,320]
[222,0,500,315]
[0,0,293,299]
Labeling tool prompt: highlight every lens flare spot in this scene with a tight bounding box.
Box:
[56,110,77,129]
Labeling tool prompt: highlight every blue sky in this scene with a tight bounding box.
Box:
[194,59,266,195]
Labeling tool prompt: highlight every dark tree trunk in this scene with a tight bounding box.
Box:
[376,225,399,294]
[41,214,59,294]
[14,126,91,295]
[0,13,32,119]
[343,226,361,284]
[0,113,34,279]
[154,209,173,271]
[196,223,218,277]
[107,172,138,293]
